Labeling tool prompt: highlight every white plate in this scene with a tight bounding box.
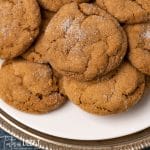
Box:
[0,59,150,140]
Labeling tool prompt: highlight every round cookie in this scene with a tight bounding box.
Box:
[22,10,55,63]
[0,0,41,59]
[61,62,145,115]
[0,59,66,114]
[125,23,150,75]
[37,0,89,12]
[96,0,150,24]
[39,3,127,81]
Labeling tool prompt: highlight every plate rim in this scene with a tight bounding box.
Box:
[0,108,150,150]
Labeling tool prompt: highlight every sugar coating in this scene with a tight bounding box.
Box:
[61,18,72,32]
[143,31,150,39]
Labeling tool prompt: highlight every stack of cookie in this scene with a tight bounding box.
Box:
[0,0,149,115]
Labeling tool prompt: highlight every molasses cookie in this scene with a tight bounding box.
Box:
[37,0,89,12]
[125,23,150,75]
[22,10,55,63]
[61,62,145,115]
[0,59,66,114]
[0,0,41,59]
[96,0,150,24]
[40,3,127,81]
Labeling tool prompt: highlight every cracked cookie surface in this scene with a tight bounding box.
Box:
[0,59,66,114]
[0,0,41,59]
[37,0,89,12]
[22,10,55,63]
[125,23,150,75]
[37,3,127,81]
[61,62,145,115]
[96,0,150,24]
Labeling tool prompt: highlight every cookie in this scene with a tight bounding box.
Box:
[125,23,150,75]
[37,3,127,81]
[96,0,150,24]
[61,62,145,115]
[22,10,55,63]
[0,0,41,59]
[0,59,66,114]
[37,0,89,12]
